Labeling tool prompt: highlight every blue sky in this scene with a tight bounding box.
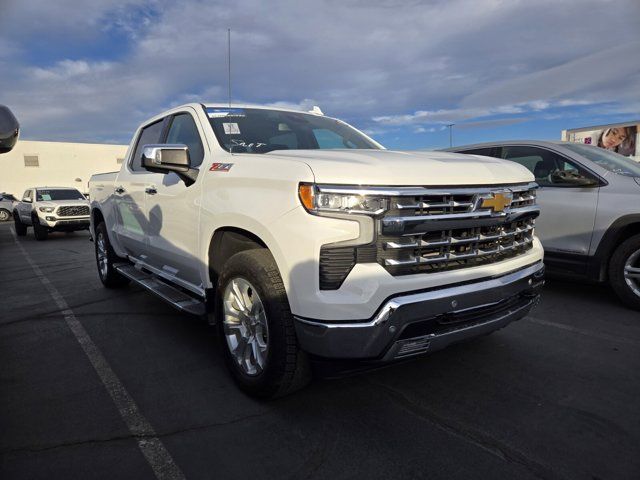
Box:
[0,0,638,149]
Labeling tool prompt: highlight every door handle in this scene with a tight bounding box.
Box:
[115,186,125,194]
[145,187,157,195]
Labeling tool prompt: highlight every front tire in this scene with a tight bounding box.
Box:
[609,233,640,311]
[0,209,10,222]
[13,213,27,236]
[217,249,311,398]
[32,215,48,241]
[95,222,130,288]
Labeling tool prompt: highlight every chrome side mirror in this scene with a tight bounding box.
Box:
[141,144,198,185]
[0,105,19,154]
[142,144,191,173]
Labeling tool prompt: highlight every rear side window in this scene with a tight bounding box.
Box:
[166,114,205,167]
[130,120,165,171]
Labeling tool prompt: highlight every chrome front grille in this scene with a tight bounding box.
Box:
[57,205,89,217]
[377,184,539,276]
[391,184,536,218]
[380,217,535,274]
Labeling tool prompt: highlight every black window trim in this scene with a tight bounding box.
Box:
[126,110,207,174]
[164,112,206,169]
[126,116,171,174]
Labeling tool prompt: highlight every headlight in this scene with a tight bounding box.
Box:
[298,183,388,216]
[39,206,55,213]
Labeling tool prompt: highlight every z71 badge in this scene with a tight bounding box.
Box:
[210,163,234,172]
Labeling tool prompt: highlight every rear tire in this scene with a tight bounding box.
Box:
[13,213,27,236]
[609,233,640,311]
[95,222,130,288]
[32,215,48,241]
[217,249,311,398]
[0,209,10,222]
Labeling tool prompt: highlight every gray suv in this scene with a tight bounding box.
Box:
[447,141,640,310]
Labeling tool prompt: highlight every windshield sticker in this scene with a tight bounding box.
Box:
[223,122,241,135]
[206,108,246,118]
[41,194,52,201]
[230,139,266,149]
[210,163,234,172]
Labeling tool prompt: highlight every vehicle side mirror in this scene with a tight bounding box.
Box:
[549,169,599,187]
[0,105,20,154]
[22,197,32,203]
[141,144,198,185]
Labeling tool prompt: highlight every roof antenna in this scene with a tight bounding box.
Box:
[227,28,231,108]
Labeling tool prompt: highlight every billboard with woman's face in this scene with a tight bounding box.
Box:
[565,123,639,160]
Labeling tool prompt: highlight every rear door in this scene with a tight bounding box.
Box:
[113,118,167,258]
[143,109,206,292]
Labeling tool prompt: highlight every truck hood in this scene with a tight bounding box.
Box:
[266,149,533,185]
[38,199,89,207]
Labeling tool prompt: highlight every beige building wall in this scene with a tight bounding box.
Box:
[0,140,129,197]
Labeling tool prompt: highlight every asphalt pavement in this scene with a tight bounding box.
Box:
[1,222,639,480]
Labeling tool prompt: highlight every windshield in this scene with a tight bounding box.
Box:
[563,143,640,177]
[36,189,85,201]
[205,107,381,153]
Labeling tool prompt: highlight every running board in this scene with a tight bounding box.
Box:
[114,263,206,316]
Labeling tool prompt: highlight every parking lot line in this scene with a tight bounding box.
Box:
[10,228,186,480]
[527,316,640,347]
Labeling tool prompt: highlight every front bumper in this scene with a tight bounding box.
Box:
[40,215,90,229]
[294,261,544,361]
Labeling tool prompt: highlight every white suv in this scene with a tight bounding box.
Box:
[14,187,90,240]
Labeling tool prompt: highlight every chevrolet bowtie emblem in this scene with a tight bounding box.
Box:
[481,191,513,213]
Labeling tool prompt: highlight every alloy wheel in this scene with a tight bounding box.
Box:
[222,277,269,376]
[624,248,640,298]
[96,232,109,279]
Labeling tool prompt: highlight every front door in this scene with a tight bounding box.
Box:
[500,145,599,256]
[113,118,166,258]
[143,110,206,293]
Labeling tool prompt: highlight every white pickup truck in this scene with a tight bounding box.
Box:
[89,103,544,397]
[14,187,90,240]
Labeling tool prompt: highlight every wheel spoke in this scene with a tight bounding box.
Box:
[231,281,248,312]
[250,339,264,371]
[624,266,640,279]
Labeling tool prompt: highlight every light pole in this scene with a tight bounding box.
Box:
[447,123,455,147]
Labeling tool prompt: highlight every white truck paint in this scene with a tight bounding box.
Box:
[89,103,544,397]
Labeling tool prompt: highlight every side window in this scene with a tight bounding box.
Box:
[313,128,357,149]
[501,146,594,187]
[460,147,501,158]
[268,132,298,149]
[23,190,32,201]
[130,120,165,172]
[166,114,205,167]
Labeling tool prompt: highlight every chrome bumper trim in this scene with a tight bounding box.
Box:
[294,261,544,359]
